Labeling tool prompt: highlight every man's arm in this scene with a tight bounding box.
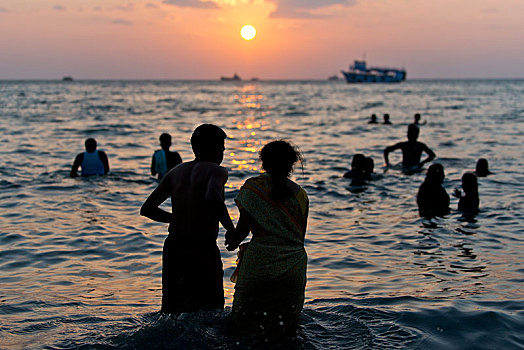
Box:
[206,167,235,233]
[70,153,83,178]
[420,144,436,166]
[384,143,401,166]
[140,176,172,223]
[225,208,250,251]
[99,151,110,174]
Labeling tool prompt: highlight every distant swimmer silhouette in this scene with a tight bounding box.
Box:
[475,158,492,177]
[417,163,450,218]
[453,172,479,216]
[151,133,182,179]
[368,114,378,124]
[344,154,366,179]
[413,113,426,125]
[384,124,436,172]
[140,124,235,315]
[383,113,392,124]
[225,140,308,341]
[344,154,374,185]
[70,138,109,178]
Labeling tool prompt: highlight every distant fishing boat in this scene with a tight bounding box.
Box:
[62,76,74,81]
[341,60,406,83]
[220,73,241,81]
[328,74,339,81]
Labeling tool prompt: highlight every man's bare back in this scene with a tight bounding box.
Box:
[165,160,229,237]
[140,124,234,314]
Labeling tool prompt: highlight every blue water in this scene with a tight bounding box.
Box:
[1,80,523,349]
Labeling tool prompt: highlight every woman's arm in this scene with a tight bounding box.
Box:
[225,208,251,251]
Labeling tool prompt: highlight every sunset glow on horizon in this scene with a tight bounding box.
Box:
[1,0,524,79]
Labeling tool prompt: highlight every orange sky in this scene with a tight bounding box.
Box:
[1,0,523,79]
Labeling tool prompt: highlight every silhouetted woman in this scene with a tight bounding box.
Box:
[417,163,450,218]
[225,140,308,341]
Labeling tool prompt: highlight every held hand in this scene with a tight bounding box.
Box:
[225,228,238,251]
[453,188,462,198]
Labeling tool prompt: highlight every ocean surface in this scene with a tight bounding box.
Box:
[1,79,523,349]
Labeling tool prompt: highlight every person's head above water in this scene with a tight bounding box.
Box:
[84,138,97,153]
[384,114,390,122]
[370,114,377,122]
[407,124,420,142]
[159,133,172,150]
[462,172,478,194]
[191,124,227,163]
[475,158,491,177]
[351,154,365,171]
[414,113,421,123]
[260,140,302,198]
[426,163,445,184]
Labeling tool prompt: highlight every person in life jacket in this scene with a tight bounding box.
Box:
[151,133,182,179]
[70,138,110,178]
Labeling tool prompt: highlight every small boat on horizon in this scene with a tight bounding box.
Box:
[220,73,241,81]
[341,60,406,83]
[62,76,74,81]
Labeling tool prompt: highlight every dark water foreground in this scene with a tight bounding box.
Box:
[1,80,523,349]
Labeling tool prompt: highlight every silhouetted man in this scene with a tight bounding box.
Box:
[384,124,435,168]
[140,124,235,315]
[151,133,182,179]
[70,138,109,177]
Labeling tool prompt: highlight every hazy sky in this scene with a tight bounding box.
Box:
[1,0,523,79]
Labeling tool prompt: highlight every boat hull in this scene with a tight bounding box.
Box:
[341,71,406,83]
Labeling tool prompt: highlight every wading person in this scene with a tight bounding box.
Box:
[70,138,109,177]
[384,124,436,172]
[151,133,182,179]
[141,124,235,315]
[225,140,309,341]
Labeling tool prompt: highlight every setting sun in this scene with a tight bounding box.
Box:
[240,25,256,40]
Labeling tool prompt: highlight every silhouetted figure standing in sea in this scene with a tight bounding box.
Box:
[417,163,450,218]
[70,138,110,178]
[225,140,308,341]
[368,114,378,124]
[384,124,436,171]
[454,172,479,216]
[475,158,492,177]
[151,133,182,179]
[383,113,392,124]
[140,124,235,315]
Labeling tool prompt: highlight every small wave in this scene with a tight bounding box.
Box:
[360,101,384,110]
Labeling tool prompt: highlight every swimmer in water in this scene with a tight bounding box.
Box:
[475,158,492,177]
[417,163,450,218]
[454,172,479,216]
[70,138,109,178]
[151,133,182,179]
[384,124,436,171]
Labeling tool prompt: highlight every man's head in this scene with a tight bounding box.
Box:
[159,133,172,150]
[407,124,420,141]
[191,124,227,163]
[85,138,97,153]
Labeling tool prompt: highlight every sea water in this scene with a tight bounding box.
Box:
[0,80,523,349]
